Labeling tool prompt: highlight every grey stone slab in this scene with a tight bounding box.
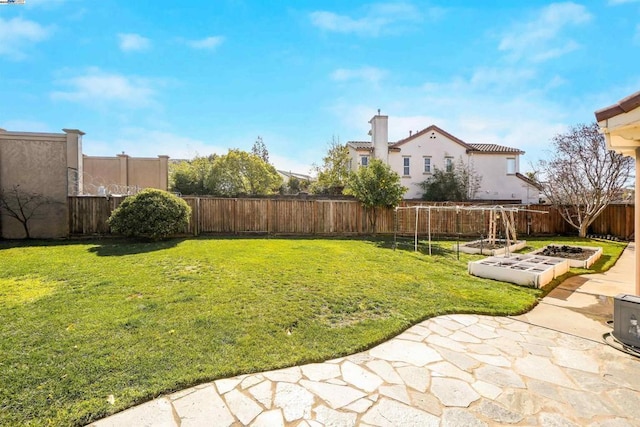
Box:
[474,400,524,424]
[465,343,502,355]
[368,339,443,366]
[173,386,235,427]
[428,322,454,337]
[448,314,478,326]
[607,388,640,419]
[430,377,480,407]
[551,347,599,373]
[398,332,426,341]
[313,404,357,427]
[433,346,480,371]
[341,361,384,392]
[520,342,553,357]
[366,359,404,384]
[250,409,284,427]
[560,388,617,419]
[441,408,488,427]
[487,336,526,356]
[91,398,178,427]
[496,389,543,416]
[248,380,273,409]
[526,379,562,401]
[264,366,302,383]
[538,412,580,427]
[449,330,482,343]
[408,390,442,416]
[379,384,410,404]
[301,362,341,381]
[344,397,374,413]
[589,419,636,427]
[360,397,440,427]
[501,318,530,332]
[424,334,467,352]
[472,380,502,400]
[241,375,264,390]
[514,355,576,388]
[299,379,366,410]
[431,316,466,331]
[397,365,430,392]
[564,368,617,393]
[470,353,511,367]
[273,382,315,422]
[215,377,242,394]
[462,323,500,340]
[427,361,474,383]
[224,389,263,425]
[475,365,525,388]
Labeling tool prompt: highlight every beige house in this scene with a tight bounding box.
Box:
[596,90,640,296]
[0,128,169,239]
[347,114,540,202]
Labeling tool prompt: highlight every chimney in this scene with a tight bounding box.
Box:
[409,130,413,136]
[369,111,389,164]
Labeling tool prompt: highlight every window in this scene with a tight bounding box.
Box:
[507,157,516,174]
[445,157,454,172]
[423,157,431,174]
[360,156,369,167]
[403,157,410,176]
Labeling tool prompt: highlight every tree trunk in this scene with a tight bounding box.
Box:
[579,222,588,238]
[22,220,31,239]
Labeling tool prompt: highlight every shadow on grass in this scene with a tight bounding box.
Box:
[372,237,457,257]
[88,238,186,256]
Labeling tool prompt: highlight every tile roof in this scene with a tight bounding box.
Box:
[468,143,524,154]
[595,90,640,122]
[391,125,475,150]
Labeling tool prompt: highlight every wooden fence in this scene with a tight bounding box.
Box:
[67,196,635,239]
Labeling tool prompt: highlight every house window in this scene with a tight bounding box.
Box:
[507,157,516,174]
[403,157,410,176]
[360,155,369,167]
[423,157,431,174]
[445,157,454,172]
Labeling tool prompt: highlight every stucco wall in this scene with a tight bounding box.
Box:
[472,154,536,203]
[83,154,169,195]
[0,131,69,238]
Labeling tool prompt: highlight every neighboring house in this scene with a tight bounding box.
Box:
[347,114,541,203]
[277,170,314,184]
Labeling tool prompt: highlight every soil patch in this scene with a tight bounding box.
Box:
[539,245,596,261]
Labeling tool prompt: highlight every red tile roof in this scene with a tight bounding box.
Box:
[469,144,524,154]
[595,90,640,122]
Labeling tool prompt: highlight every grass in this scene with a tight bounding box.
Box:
[0,236,627,426]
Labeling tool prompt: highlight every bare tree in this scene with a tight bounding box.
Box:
[0,185,59,239]
[537,122,633,237]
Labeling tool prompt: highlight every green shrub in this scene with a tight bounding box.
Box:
[107,189,191,240]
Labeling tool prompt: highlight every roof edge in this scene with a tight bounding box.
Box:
[595,90,640,122]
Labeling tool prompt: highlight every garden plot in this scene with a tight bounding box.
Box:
[469,254,570,288]
[458,239,527,256]
[529,244,603,268]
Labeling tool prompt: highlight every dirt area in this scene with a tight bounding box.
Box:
[539,245,597,261]
[464,240,512,250]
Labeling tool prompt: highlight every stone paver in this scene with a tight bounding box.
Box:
[90,244,640,427]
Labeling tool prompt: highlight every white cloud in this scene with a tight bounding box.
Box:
[187,36,225,50]
[310,2,429,37]
[118,33,151,52]
[331,67,387,84]
[499,2,591,63]
[51,68,159,108]
[0,17,52,59]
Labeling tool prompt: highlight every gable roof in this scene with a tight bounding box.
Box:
[595,90,640,122]
[390,125,475,150]
[469,144,524,154]
[515,172,543,190]
[348,124,524,155]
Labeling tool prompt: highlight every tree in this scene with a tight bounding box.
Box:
[251,136,269,164]
[419,158,482,201]
[311,136,351,195]
[345,159,407,234]
[206,149,282,196]
[169,155,217,195]
[0,185,60,239]
[537,122,633,237]
[107,189,191,240]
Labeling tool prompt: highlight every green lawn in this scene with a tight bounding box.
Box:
[0,236,626,426]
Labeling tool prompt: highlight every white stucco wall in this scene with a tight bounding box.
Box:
[389,131,469,199]
[472,154,538,204]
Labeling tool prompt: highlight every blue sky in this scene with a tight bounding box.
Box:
[1,0,639,174]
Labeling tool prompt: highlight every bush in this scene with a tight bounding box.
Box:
[107,189,191,240]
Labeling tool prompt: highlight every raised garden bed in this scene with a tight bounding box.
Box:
[529,244,603,268]
[468,254,570,288]
[458,239,527,256]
